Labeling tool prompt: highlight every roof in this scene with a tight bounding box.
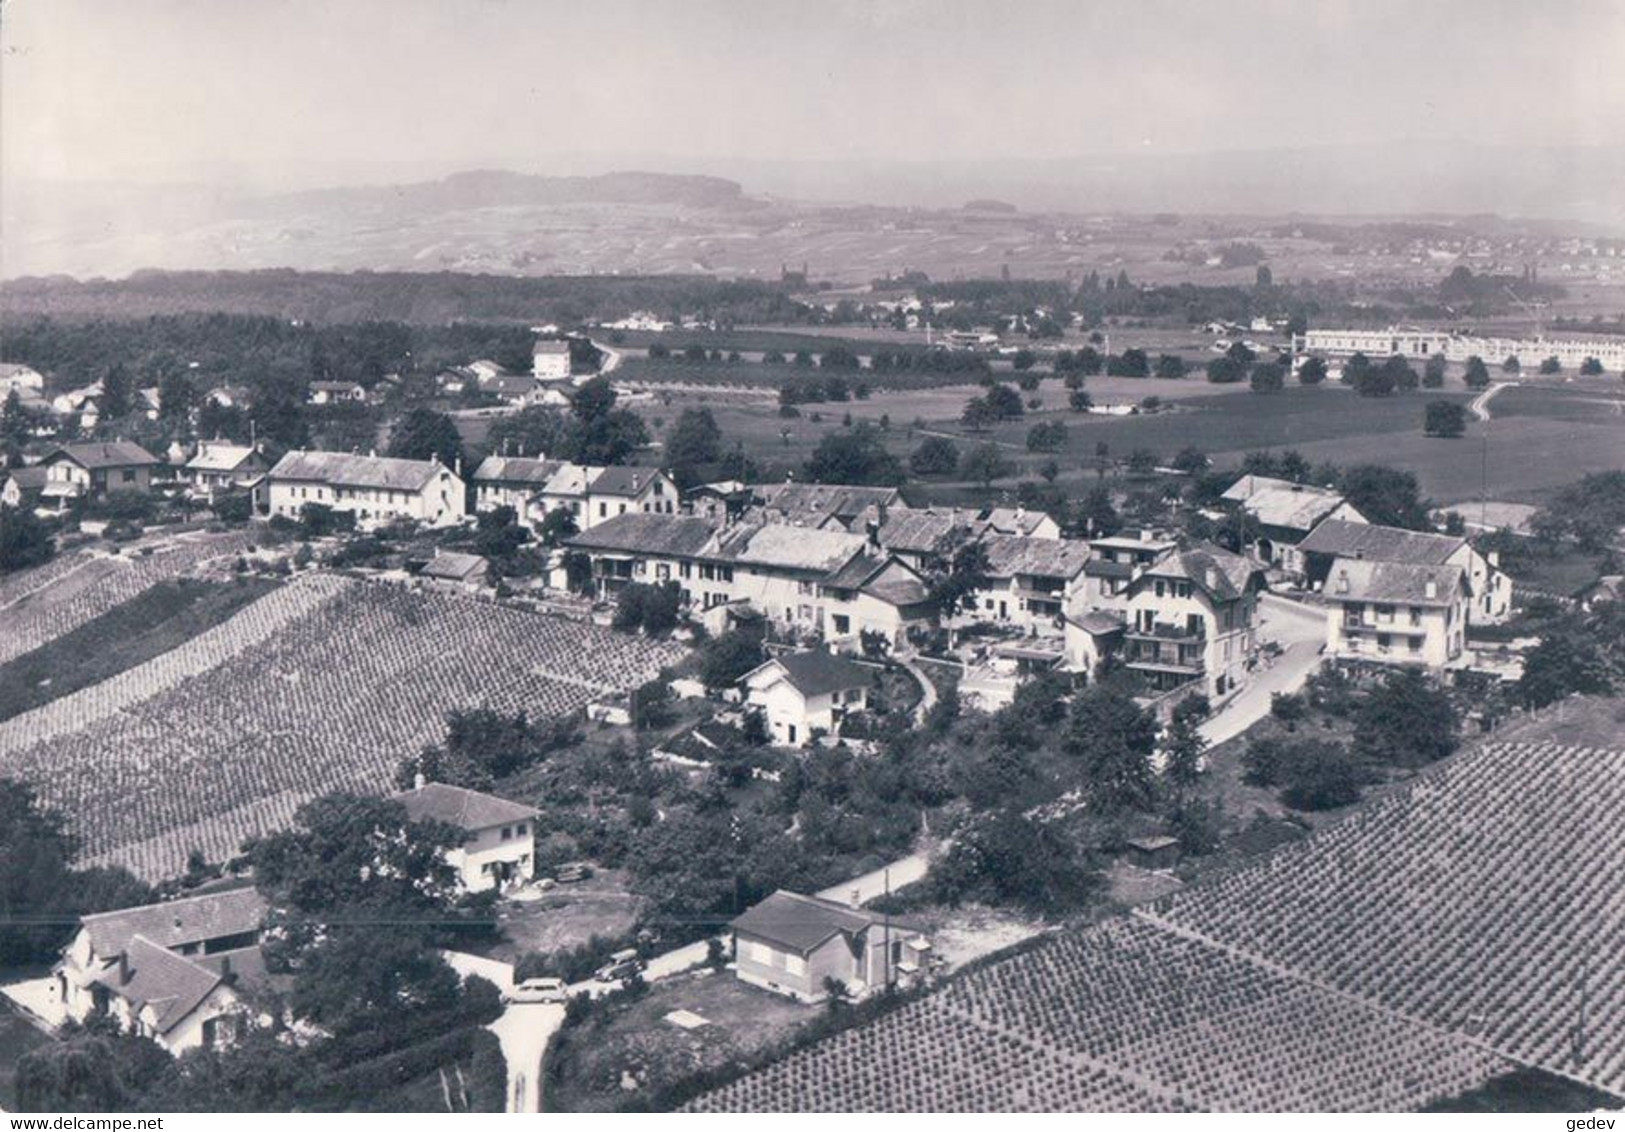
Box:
[877,510,967,555]
[980,534,1093,582]
[478,372,538,396]
[3,466,49,490]
[1298,518,1465,566]
[749,651,874,697]
[82,885,267,960]
[533,340,571,355]
[392,782,539,830]
[1238,483,1351,533]
[542,462,597,497]
[981,507,1053,537]
[185,443,261,472]
[724,522,868,574]
[755,482,902,525]
[860,560,932,607]
[104,936,226,1034]
[1135,544,1259,601]
[46,441,160,470]
[470,455,561,486]
[590,466,667,497]
[1067,609,1127,636]
[267,449,452,492]
[1221,473,1301,502]
[1325,557,1467,607]
[566,512,721,558]
[731,890,917,954]
[310,380,364,393]
[421,552,487,581]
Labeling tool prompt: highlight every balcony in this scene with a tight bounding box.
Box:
[1125,620,1203,643]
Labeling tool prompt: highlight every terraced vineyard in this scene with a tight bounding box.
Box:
[0,574,686,880]
[1150,741,1625,1094]
[0,531,254,664]
[691,738,1624,1111]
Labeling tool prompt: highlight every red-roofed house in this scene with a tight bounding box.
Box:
[393,782,541,892]
[730,890,931,1002]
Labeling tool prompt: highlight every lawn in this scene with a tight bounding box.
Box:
[0,576,279,723]
[487,870,644,966]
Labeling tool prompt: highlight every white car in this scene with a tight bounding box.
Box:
[508,976,567,1004]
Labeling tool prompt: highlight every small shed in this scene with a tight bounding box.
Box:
[1125,835,1181,871]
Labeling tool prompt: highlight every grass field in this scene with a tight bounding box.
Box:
[0,576,278,723]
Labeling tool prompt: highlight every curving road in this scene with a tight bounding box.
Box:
[1469,380,1514,422]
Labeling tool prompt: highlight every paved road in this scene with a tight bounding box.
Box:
[894,652,940,724]
[1200,593,1326,748]
[1469,380,1514,422]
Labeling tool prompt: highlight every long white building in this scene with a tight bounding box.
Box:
[1294,327,1625,371]
[264,450,467,528]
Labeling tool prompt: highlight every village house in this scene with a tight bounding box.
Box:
[1116,544,1262,699]
[419,550,489,589]
[742,650,874,747]
[752,481,904,531]
[476,370,539,404]
[184,440,269,499]
[39,440,161,509]
[1295,518,1511,625]
[392,782,540,892]
[264,450,467,528]
[1,465,49,510]
[56,885,269,1055]
[587,465,679,521]
[685,479,752,522]
[1077,530,1179,608]
[731,890,932,1003]
[468,454,561,514]
[0,362,45,394]
[972,534,1095,632]
[306,381,367,405]
[1323,557,1470,669]
[980,506,1061,540]
[531,339,572,380]
[1221,474,1366,573]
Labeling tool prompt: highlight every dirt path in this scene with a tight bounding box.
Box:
[1469,380,1514,422]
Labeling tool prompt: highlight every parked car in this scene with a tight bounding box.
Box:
[595,948,644,984]
[508,976,567,1004]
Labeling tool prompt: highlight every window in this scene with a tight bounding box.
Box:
[516,824,528,836]
[833,614,850,635]
[121,469,136,483]
[500,826,512,840]
[598,502,607,518]
[785,954,807,977]
[1410,606,1423,626]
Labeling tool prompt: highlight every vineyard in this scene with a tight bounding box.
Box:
[691,738,1625,1111]
[0,574,686,880]
[1148,740,1625,1095]
[0,531,255,665]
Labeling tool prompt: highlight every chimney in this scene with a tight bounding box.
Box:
[219,954,234,983]
[1425,579,1438,600]
[414,771,427,790]
[1487,550,1500,568]
[116,951,130,986]
[1205,566,1218,591]
[455,455,463,476]
[1336,569,1350,594]
[368,448,376,459]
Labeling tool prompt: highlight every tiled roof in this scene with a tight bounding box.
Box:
[725,522,868,574]
[1068,609,1127,635]
[731,890,918,954]
[566,512,721,558]
[48,441,160,470]
[1299,519,1464,566]
[980,534,1093,582]
[542,462,597,497]
[533,341,571,355]
[1325,557,1466,607]
[421,552,487,581]
[392,783,539,830]
[185,443,261,473]
[268,450,453,492]
[3,466,48,490]
[590,466,666,497]
[1138,544,1259,601]
[1221,473,1301,502]
[82,885,267,960]
[106,936,225,1034]
[755,482,902,525]
[981,507,1053,537]
[750,651,874,697]
[470,456,560,486]
[1239,484,1351,532]
[876,510,965,555]
[861,560,932,607]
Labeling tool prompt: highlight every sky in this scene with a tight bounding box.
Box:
[3,0,1624,192]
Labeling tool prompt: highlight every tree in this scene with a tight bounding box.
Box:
[804,424,904,486]
[959,442,1010,489]
[1171,446,1208,474]
[0,505,55,574]
[1279,741,1367,811]
[1025,420,1067,453]
[1161,710,1207,795]
[1075,485,1119,537]
[1423,354,1448,388]
[1064,683,1158,814]
[932,808,1099,915]
[290,927,465,1038]
[664,407,722,488]
[485,405,570,460]
[1011,348,1037,371]
[157,371,195,422]
[1249,361,1285,393]
[1502,354,1521,375]
[1296,356,1328,385]
[1353,669,1459,770]
[1154,354,1188,380]
[100,363,134,421]
[388,407,464,468]
[1068,389,1094,412]
[910,435,959,476]
[929,540,991,617]
[959,397,996,432]
[699,628,765,690]
[536,506,578,548]
[1580,356,1605,376]
[1517,615,1615,708]
[982,384,1024,419]
[1538,355,1562,375]
[1424,400,1468,438]
[1206,356,1246,384]
[1106,348,1150,378]
[1530,470,1625,551]
[1125,448,1158,476]
[1463,356,1492,389]
[1352,364,1398,398]
[1338,464,1431,530]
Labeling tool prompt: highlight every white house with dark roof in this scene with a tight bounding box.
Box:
[731,889,931,1002]
[56,885,268,1055]
[39,441,160,508]
[1117,543,1263,698]
[742,650,875,747]
[1323,557,1470,668]
[752,482,904,531]
[264,449,466,528]
[1297,518,1510,625]
[586,465,678,523]
[393,782,540,891]
[970,534,1096,631]
[532,339,572,380]
[306,380,366,405]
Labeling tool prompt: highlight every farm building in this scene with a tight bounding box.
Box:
[56,885,269,1055]
[1323,557,1470,669]
[1297,518,1510,625]
[731,890,932,1003]
[1221,475,1366,572]
[742,650,874,748]
[264,449,467,528]
[392,782,540,892]
[419,550,489,588]
[531,339,572,380]
[1125,835,1182,871]
[39,440,161,509]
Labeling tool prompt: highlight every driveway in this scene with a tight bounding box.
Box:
[1200,593,1326,748]
[488,1002,564,1113]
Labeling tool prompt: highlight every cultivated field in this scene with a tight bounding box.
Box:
[0,574,686,881]
[689,736,1625,1111]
